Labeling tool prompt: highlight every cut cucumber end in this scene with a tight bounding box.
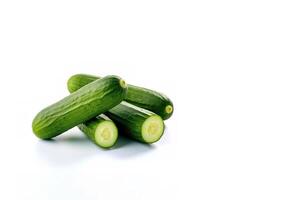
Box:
[95,121,118,148]
[119,79,127,89]
[165,105,173,114]
[142,115,164,143]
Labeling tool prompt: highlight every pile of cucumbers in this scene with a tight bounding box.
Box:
[32,74,173,148]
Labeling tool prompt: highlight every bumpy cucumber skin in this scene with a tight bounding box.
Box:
[67,74,99,94]
[32,75,127,139]
[67,74,173,120]
[78,115,117,148]
[105,102,164,143]
[126,85,173,120]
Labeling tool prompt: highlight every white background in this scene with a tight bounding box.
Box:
[0,0,299,199]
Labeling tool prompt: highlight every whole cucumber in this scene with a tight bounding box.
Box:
[32,75,127,139]
[67,74,173,120]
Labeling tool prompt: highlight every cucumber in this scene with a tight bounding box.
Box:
[105,102,165,144]
[78,115,118,148]
[32,75,127,139]
[67,74,173,120]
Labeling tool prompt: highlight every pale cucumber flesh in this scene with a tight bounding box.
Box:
[141,115,164,143]
[78,115,118,148]
[95,120,118,148]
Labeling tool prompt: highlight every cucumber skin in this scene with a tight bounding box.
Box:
[78,115,117,148]
[32,75,127,139]
[67,74,173,120]
[105,102,164,143]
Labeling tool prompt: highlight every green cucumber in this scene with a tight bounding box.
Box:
[67,74,174,120]
[78,115,118,148]
[105,102,164,143]
[32,75,127,139]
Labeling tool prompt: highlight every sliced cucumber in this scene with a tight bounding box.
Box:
[142,115,165,143]
[78,115,118,148]
[105,102,165,144]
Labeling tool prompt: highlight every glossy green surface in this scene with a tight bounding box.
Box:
[105,102,164,144]
[32,75,127,139]
[67,74,174,120]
